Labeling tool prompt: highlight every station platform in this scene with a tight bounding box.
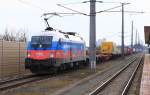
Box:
[140,54,150,95]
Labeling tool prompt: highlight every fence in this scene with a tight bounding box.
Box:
[0,40,27,79]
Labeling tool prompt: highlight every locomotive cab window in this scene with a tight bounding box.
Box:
[31,36,53,48]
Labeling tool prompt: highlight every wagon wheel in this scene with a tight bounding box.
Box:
[51,67,59,75]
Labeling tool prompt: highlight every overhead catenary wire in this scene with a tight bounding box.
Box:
[56,2,144,16]
[18,0,142,17]
[57,1,104,5]
[42,12,89,19]
[57,2,125,15]
[42,12,85,16]
[17,0,145,16]
[82,1,126,4]
[98,11,144,13]
[57,4,89,16]
[96,3,130,14]
[55,1,143,68]
[57,1,87,5]
[56,1,115,6]
[56,4,129,16]
[17,0,46,11]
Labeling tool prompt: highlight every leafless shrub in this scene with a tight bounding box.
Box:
[0,34,3,40]
[17,29,27,42]
[2,27,28,42]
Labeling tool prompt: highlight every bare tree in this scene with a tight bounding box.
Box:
[9,31,16,41]
[3,28,10,41]
[0,34,2,40]
[2,27,28,42]
[17,28,28,42]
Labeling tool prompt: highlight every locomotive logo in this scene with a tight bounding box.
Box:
[36,51,44,56]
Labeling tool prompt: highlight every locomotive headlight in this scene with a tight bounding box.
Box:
[50,53,54,58]
[27,52,31,57]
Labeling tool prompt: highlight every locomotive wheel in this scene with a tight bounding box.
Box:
[30,68,38,73]
[70,62,74,68]
[74,62,79,69]
[60,64,65,71]
[30,68,45,74]
[62,64,67,70]
[51,67,59,75]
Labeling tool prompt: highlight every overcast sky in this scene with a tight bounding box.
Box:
[0,0,150,46]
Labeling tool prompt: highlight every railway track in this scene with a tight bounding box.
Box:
[0,54,139,93]
[89,55,143,95]
[51,54,138,95]
[0,74,36,85]
[0,74,52,91]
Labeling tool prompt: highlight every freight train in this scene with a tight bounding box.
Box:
[25,18,133,74]
[25,30,87,73]
[100,42,133,55]
[25,31,133,74]
[98,41,121,60]
[96,41,133,60]
[25,14,134,74]
[25,30,134,74]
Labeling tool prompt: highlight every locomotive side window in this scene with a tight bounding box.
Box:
[31,36,53,48]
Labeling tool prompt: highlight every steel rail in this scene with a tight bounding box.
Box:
[0,75,51,91]
[121,55,144,95]
[0,74,36,85]
[89,56,137,95]
[0,55,137,92]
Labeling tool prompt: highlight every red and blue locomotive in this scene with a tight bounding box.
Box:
[25,30,86,73]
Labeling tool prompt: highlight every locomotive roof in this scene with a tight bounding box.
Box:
[30,30,85,43]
